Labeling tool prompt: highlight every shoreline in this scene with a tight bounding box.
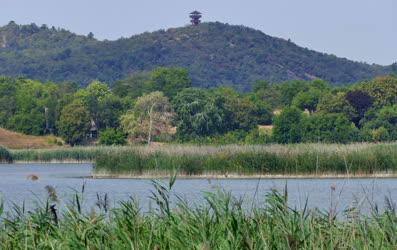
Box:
[13,160,93,164]
[3,162,397,179]
[92,171,397,179]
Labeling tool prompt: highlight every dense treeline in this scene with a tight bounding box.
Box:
[0,21,395,89]
[0,68,397,145]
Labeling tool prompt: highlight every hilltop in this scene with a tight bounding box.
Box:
[0,21,395,90]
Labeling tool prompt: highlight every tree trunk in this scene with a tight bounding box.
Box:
[147,103,155,145]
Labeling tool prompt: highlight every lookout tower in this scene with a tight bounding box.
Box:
[190,11,202,26]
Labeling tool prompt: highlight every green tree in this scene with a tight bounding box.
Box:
[345,90,373,126]
[362,76,397,107]
[147,67,192,98]
[292,88,322,113]
[75,80,112,130]
[377,105,397,125]
[112,72,150,98]
[362,105,397,141]
[172,88,223,139]
[0,77,17,126]
[7,111,45,135]
[276,79,329,107]
[252,80,281,109]
[53,82,81,134]
[97,95,125,129]
[317,92,358,123]
[272,107,303,144]
[57,101,91,146]
[276,80,310,106]
[86,80,111,100]
[7,79,50,135]
[212,87,272,131]
[248,94,273,125]
[121,91,174,144]
[301,113,360,143]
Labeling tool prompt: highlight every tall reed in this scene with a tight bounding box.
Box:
[94,143,397,176]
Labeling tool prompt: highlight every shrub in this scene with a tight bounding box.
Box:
[244,128,273,144]
[369,127,390,142]
[301,113,361,143]
[98,129,127,145]
[0,146,13,163]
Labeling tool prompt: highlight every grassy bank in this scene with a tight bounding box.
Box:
[94,143,397,177]
[0,128,63,149]
[1,182,397,249]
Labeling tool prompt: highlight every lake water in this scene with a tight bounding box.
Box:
[1,163,397,214]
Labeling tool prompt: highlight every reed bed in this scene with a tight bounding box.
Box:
[1,180,397,249]
[94,143,397,176]
[8,143,397,176]
[0,146,12,163]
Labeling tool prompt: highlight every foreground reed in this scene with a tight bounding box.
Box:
[1,180,397,249]
[94,143,397,177]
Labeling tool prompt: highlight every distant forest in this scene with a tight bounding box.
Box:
[0,21,395,90]
[1,68,397,146]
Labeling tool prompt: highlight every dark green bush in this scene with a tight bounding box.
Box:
[0,146,13,163]
[301,113,361,143]
[98,129,127,146]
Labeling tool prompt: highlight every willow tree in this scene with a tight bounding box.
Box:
[121,91,174,144]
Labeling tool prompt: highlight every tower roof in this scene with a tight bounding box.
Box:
[190,10,201,15]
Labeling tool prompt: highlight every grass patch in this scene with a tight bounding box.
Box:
[94,143,397,176]
[0,128,63,149]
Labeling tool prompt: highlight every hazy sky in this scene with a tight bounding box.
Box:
[1,0,396,65]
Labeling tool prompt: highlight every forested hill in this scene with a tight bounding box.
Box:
[0,21,395,90]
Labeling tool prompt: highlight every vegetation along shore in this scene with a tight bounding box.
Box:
[4,143,397,178]
[1,180,397,249]
[93,143,397,177]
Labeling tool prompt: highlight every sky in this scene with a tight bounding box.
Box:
[1,0,396,65]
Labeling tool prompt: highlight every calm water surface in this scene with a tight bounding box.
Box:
[1,163,397,213]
